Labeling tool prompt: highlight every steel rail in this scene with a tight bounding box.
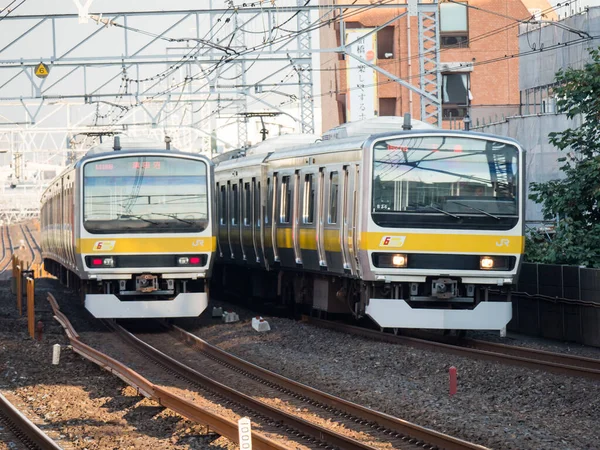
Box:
[0,225,6,266]
[19,224,36,266]
[0,225,14,273]
[46,294,287,450]
[109,321,377,450]
[169,323,488,450]
[302,316,600,381]
[0,392,62,450]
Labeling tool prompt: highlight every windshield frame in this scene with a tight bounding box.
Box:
[81,152,210,235]
[368,132,523,231]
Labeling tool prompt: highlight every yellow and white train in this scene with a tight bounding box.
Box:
[40,138,215,318]
[213,117,524,332]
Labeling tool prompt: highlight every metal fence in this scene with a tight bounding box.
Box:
[507,262,600,347]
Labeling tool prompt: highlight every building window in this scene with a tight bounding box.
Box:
[442,73,469,119]
[379,98,397,116]
[440,2,468,47]
[377,26,394,59]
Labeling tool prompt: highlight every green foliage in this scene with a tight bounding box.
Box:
[527,47,600,267]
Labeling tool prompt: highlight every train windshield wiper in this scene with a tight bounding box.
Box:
[447,201,500,220]
[151,213,194,225]
[118,214,159,225]
[414,204,461,220]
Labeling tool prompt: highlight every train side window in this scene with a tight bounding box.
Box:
[231,183,239,226]
[243,182,251,226]
[280,175,291,224]
[303,174,315,224]
[219,185,226,225]
[266,178,271,225]
[254,180,261,228]
[329,172,339,224]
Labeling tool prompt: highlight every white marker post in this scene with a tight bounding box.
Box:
[238,417,252,450]
[52,344,61,365]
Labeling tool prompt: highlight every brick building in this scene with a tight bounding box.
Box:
[319,0,555,131]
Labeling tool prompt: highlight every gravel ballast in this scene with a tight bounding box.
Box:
[179,300,600,450]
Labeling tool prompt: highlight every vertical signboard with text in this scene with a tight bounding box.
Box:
[346,29,378,122]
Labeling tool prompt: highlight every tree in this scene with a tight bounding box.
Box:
[528,47,600,267]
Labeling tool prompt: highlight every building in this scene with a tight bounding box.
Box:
[319,0,555,132]
[474,5,600,222]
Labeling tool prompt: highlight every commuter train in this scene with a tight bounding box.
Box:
[40,137,215,318]
[213,117,524,332]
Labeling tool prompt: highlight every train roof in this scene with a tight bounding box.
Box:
[214,127,523,171]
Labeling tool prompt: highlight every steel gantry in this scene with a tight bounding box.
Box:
[0,1,442,221]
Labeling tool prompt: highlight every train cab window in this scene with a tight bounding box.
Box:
[254,180,261,228]
[219,185,226,226]
[329,172,339,224]
[280,176,291,224]
[231,184,239,226]
[243,182,251,226]
[303,174,315,224]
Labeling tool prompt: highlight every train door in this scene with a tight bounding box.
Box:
[242,180,254,263]
[216,183,224,258]
[340,167,351,272]
[324,169,344,274]
[298,170,319,271]
[292,170,302,266]
[277,172,295,268]
[230,180,243,260]
[271,174,280,263]
[226,181,234,259]
[251,178,262,264]
[316,168,327,268]
[264,176,275,265]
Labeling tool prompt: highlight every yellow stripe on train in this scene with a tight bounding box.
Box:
[77,237,217,254]
[360,232,524,254]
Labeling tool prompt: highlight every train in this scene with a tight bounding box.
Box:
[40,137,215,318]
[212,116,525,333]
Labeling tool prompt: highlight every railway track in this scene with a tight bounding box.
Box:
[0,225,14,274]
[0,392,62,450]
[127,321,487,450]
[303,317,600,381]
[24,225,41,261]
[47,293,486,450]
[20,224,37,266]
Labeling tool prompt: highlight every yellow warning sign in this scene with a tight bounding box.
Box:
[34,63,49,78]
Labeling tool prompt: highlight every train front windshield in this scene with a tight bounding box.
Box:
[371,136,519,230]
[83,155,208,234]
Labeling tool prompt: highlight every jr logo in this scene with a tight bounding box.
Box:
[496,239,510,247]
[93,241,115,251]
[192,239,205,247]
[379,236,406,248]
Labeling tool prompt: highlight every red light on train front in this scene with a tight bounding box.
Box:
[189,257,201,265]
[92,258,103,266]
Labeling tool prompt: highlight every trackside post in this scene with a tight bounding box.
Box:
[15,262,22,316]
[238,417,252,449]
[27,277,35,339]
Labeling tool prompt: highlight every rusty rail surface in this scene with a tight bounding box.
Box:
[46,293,287,450]
[168,323,488,450]
[0,392,62,450]
[302,316,600,381]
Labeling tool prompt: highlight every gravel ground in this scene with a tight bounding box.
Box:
[177,299,600,450]
[0,276,235,450]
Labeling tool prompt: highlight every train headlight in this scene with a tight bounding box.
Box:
[372,253,408,268]
[480,256,495,270]
[392,254,407,267]
[103,257,115,267]
[178,257,189,265]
